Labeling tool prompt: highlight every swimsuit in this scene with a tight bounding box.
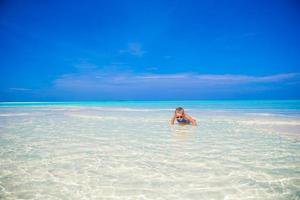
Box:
[177,117,190,124]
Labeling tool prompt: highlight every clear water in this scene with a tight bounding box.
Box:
[0,101,299,200]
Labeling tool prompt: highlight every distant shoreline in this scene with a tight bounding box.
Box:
[1,99,300,103]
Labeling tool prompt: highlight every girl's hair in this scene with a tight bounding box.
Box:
[175,107,184,113]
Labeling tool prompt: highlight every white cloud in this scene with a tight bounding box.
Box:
[9,87,32,91]
[146,66,158,71]
[193,73,299,83]
[53,71,300,92]
[47,71,300,100]
[74,63,98,69]
[120,43,146,56]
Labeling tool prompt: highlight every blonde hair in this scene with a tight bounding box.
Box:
[175,107,184,113]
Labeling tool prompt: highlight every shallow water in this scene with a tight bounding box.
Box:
[0,102,300,200]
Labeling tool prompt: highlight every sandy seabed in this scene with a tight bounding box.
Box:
[0,106,299,200]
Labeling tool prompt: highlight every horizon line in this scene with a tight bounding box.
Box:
[1,99,300,103]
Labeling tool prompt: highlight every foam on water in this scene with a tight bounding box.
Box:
[0,102,300,200]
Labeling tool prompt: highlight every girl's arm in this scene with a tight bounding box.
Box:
[185,114,197,126]
[170,114,176,125]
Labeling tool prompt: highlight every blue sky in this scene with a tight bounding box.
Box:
[0,0,300,101]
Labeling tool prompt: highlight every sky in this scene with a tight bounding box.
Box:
[0,0,300,101]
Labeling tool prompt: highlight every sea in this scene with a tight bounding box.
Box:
[0,100,299,200]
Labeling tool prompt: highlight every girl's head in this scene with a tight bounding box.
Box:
[175,107,184,118]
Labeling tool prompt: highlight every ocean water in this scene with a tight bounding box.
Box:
[0,100,299,200]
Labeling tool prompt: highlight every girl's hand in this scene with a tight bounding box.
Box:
[185,114,197,126]
[170,113,176,125]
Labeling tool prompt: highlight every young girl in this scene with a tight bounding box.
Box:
[170,107,197,126]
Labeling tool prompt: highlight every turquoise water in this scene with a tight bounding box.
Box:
[0,101,299,199]
[1,100,300,109]
[1,100,300,117]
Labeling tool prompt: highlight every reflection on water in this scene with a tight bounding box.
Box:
[170,125,197,142]
[0,106,299,200]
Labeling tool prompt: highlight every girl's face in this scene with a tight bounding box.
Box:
[176,111,184,118]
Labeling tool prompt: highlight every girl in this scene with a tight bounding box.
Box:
[170,107,197,126]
